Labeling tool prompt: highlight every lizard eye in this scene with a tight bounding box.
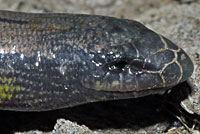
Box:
[107,60,129,73]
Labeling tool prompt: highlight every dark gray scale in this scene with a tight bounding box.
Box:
[0,10,194,111]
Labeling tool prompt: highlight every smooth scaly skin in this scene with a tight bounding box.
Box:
[0,10,193,111]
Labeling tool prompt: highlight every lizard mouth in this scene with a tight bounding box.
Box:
[83,58,164,92]
[82,45,194,93]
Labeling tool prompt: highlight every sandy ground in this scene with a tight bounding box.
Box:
[0,0,199,134]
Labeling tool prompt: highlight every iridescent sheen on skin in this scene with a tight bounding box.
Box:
[0,10,194,111]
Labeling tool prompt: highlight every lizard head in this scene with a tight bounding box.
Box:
[65,16,194,93]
